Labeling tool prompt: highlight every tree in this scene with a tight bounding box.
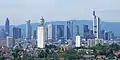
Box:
[12,45,21,60]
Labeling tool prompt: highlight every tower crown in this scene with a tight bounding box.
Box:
[93,10,96,16]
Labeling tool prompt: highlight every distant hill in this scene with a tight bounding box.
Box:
[0,20,120,37]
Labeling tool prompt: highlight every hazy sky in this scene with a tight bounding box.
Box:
[0,0,120,25]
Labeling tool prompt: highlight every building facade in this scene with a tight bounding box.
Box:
[5,17,10,38]
[13,27,21,39]
[26,20,32,40]
[37,26,45,48]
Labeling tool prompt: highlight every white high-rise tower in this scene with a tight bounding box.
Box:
[37,16,45,48]
[96,17,101,39]
[93,10,101,39]
[93,10,97,38]
[75,35,81,47]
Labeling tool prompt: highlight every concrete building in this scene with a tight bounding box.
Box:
[6,36,13,48]
[87,39,95,47]
[37,17,45,48]
[75,35,81,47]
[87,39,104,47]
[37,26,45,48]
[95,39,104,45]
[0,37,13,48]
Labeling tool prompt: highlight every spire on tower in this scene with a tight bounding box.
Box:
[98,17,100,20]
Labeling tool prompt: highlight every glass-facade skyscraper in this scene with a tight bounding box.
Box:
[83,25,89,39]
[5,17,10,38]
[13,27,21,39]
[26,20,32,40]
[57,25,64,40]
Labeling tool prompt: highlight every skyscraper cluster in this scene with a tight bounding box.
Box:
[0,11,117,48]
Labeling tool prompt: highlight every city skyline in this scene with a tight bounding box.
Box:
[0,0,120,25]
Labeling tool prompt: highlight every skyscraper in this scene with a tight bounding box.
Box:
[13,27,21,46]
[83,25,89,39]
[5,17,10,38]
[13,27,21,39]
[96,17,101,39]
[56,25,64,43]
[26,20,32,40]
[92,10,101,39]
[67,21,73,40]
[75,25,79,35]
[47,24,55,41]
[75,35,81,47]
[37,17,45,48]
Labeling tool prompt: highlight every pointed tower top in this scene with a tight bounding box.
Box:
[6,17,9,21]
[98,17,100,20]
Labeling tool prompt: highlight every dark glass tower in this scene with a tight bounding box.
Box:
[5,17,10,38]
[13,27,21,39]
[75,25,79,35]
[83,25,90,39]
[57,25,64,43]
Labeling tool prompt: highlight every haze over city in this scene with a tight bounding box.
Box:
[0,0,120,25]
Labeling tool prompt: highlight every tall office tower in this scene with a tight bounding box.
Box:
[92,10,101,39]
[5,17,10,38]
[13,27,21,39]
[67,21,73,40]
[26,20,32,40]
[0,29,5,38]
[13,27,21,46]
[83,25,89,39]
[75,35,81,47]
[37,16,45,48]
[105,31,109,40]
[75,25,79,35]
[47,24,55,41]
[57,25,64,43]
[93,10,97,38]
[96,17,101,39]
